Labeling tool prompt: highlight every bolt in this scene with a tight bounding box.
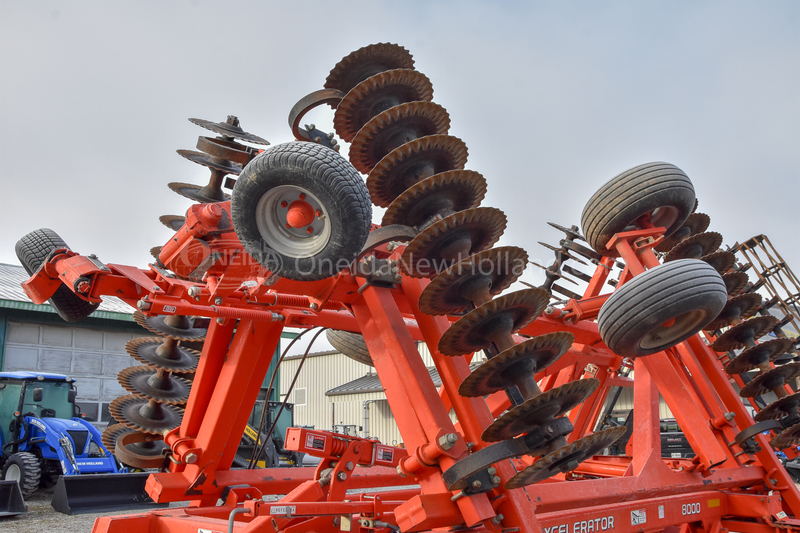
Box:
[346,461,354,471]
[491,515,504,526]
[771,478,778,485]
[333,517,341,527]
[387,243,396,252]
[88,254,98,260]
[152,285,160,291]
[299,193,306,200]
[328,132,335,140]
[184,453,198,464]
[466,442,475,450]
[724,411,735,421]
[310,302,319,310]
[315,210,322,217]
[216,317,225,324]
[492,476,502,486]
[374,271,382,279]
[281,201,288,208]
[307,227,313,234]
[214,297,223,305]
[337,472,347,481]
[137,300,151,311]
[450,491,466,502]
[396,465,405,477]
[487,467,496,475]
[471,480,482,489]
[545,306,554,315]
[439,433,458,450]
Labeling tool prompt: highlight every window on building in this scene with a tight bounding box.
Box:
[294,388,307,406]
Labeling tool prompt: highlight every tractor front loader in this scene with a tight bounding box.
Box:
[0,371,158,515]
[13,43,800,533]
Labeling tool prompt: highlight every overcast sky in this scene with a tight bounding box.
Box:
[2,2,799,355]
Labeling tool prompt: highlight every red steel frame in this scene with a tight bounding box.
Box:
[20,206,800,533]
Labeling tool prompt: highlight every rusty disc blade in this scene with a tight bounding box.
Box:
[114,431,169,470]
[196,136,255,167]
[177,149,242,175]
[702,251,736,274]
[180,339,205,353]
[505,427,627,489]
[460,332,575,398]
[159,215,186,232]
[725,338,794,375]
[150,246,162,260]
[325,43,414,94]
[710,315,779,352]
[755,391,800,421]
[126,337,200,373]
[482,378,598,443]
[772,422,800,449]
[134,311,208,341]
[382,170,487,229]
[438,288,550,357]
[349,102,451,174]
[722,271,750,296]
[739,362,800,398]
[103,424,169,469]
[108,394,185,435]
[368,134,469,208]
[101,423,130,454]
[334,69,434,142]
[400,207,507,278]
[663,231,723,262]
[188,117,269,145]
[654,213,711,253]
[418,246,529,316]
[705,293,763,331]
[168,182,230,204]
[118,366,192,405]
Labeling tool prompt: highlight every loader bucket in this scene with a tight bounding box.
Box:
[0,480,27,517]
[51,473,169,515]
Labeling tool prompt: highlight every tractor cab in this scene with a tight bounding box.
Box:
[0,372,121,499]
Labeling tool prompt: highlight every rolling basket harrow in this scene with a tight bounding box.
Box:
[14,43,800,533]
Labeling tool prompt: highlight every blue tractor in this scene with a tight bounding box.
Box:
[0,371,122,498]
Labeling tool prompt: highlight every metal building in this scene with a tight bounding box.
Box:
[0,263,145,426]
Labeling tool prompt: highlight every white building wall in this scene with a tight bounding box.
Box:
[4,321,143,424]
[280,340,475,446]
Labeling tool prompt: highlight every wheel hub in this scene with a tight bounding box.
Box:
[255,185,331,257]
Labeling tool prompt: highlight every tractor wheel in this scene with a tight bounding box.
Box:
[231,142,372,281]
[2,451,41,498]
[326,329,373,366]
[581,162,695,257]
[15,228,99,322]
[597,259,726,357]
[39,459,62,488]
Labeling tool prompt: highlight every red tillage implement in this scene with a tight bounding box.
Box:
[15,43,800,533]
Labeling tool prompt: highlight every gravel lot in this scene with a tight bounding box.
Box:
[0,486,187,533]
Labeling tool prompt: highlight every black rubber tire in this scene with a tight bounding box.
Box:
[598,259,727,357]
[581,162,695,257]
[326,329,373,366]
[2,451,41,498]
[38,459,61,488]
[15,228,99,322]
[231,142,372,281]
